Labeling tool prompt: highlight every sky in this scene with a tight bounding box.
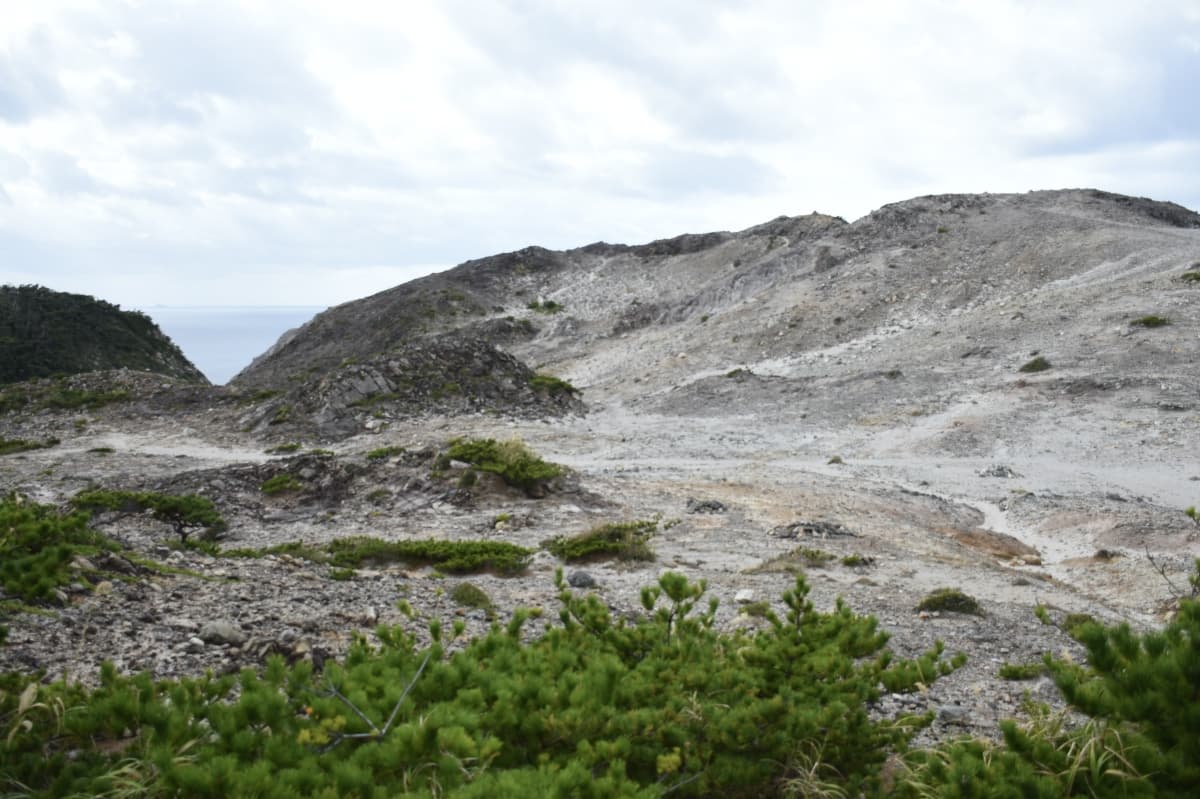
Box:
[2,0,1198,308]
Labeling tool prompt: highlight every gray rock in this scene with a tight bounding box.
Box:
[687,498,727,514]
[567,570,596,588]
[938,705,971,725]
[200,621,248,646]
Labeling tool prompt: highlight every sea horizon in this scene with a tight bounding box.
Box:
[135,305,325,386]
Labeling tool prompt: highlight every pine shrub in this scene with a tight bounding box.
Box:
[544,519,657,562]
[72,489,227,543]
[0,498,118,603]
[1019,356,1052,373]
[445,437,563,492]
[0,572,959,797]
[916,588,982,615]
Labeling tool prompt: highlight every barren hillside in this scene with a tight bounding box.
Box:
[2,188,1199,744]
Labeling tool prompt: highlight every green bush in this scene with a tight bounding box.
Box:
[72,489,227,543]
[899,564,1200,797]
[0,436,59,456]
[916,587,982,615]
[526,299,564,314]
[0,572,959,797]
[445,437,563,492]
[261,474,303,495]
[450,581,493,611]
[326,537,533,575]
[754,546,836,573]
[998,661,1046,680]
[544,519,657,563]
[266,442,302,454]
[529,373,579,396]
[1131,314,1170,328]
[219,537,532,575]
[1181,270,1200,283]
[0,498,118,603]
[365,445,406,460]
[1019,356,1052,373]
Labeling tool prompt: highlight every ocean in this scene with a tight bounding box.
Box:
[137,306,325,385]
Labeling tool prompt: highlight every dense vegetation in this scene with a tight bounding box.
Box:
[0,284,205,384]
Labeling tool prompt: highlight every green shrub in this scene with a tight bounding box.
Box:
[261,474,303,495]
[916,587,982,615]
[526,299,564,314]
[1062,612,1096,638]
[266,442,302,454]
[450,581,493,611]
[43,387,130,410]
[328,568,356,581]
[0,498,119,603]
[325,537,533,575]
[0,436,59,456]
[529,373,579,396]
[72,489,227,543]
[998,661,1046,680]
[268,404,292,425]
[841,553,875,568]
[739,600,772,618]
[755,547,836,573]
[365,445,406,460]
[445,437,563,492]
[0,572,959,797]
[544,519,657,563]
[1131,314,1170,328]
[1181,270,1200,283]
[1019,356,1051,373]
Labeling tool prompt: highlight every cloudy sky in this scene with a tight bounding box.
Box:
[2,1,1198,308]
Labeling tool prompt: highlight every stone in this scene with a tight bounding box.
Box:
[686,498,727,514]
[184,637,205,654]
[200,621,248,646]
[567,570,596,588]
[734,589,755,604]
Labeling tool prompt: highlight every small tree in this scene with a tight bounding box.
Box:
[72,489,227,544]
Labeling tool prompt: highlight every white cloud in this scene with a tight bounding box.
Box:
[0,0,1197,306]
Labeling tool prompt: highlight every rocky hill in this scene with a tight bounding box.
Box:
[2,189,1199,749]
[0,284,207,384]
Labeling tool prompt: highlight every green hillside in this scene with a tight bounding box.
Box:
[0,284,206,384]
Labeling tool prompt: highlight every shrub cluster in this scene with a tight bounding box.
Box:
[915,587,982,615]
[544,519,658,563]
[260,474,304,495]
[528,373,579,396]
[0,436,59,456]
[71,489,227,543]
[0,572,956,797]
[225,537,534,576]
[0,498,118,603]
[445,437,563,492]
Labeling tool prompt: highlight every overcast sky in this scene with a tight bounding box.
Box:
[2,1,1198,308]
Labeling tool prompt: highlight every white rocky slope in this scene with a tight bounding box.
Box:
[2,189,1198,743]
